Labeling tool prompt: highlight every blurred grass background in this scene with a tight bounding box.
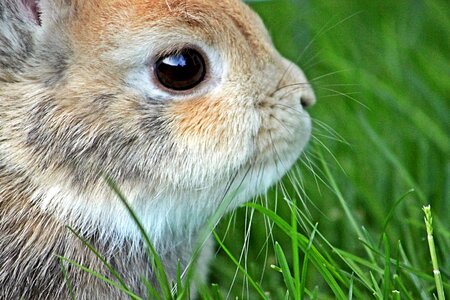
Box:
[209,0,450,298]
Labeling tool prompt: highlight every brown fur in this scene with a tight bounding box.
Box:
[0,0,315,298]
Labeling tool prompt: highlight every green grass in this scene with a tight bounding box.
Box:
[209,0,449,298]
[67,0,449,298]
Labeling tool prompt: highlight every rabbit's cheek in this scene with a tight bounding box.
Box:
[166,97,259,172]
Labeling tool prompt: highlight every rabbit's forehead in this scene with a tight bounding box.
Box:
[71,0,272,58]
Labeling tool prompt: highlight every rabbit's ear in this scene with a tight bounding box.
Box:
[37,0,78,27]
[32,0,79,27]
[7,0,76,27]
[19,0,42,25]
[0,1,38,79]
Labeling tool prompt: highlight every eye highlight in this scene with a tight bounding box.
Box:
[154,48,206,91]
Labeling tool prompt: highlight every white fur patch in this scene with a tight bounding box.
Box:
[29,130,308,254]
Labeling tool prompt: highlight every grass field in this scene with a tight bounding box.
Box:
[207,0,449,299]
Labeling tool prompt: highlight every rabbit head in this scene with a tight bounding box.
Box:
[0,0,315,247]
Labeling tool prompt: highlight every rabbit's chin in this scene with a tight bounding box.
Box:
[29,118,310,252]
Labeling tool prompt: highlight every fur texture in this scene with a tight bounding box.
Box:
[0,0,315,298]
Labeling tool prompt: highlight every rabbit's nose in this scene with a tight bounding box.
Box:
[279,58,316,109]
[300,84,316,108]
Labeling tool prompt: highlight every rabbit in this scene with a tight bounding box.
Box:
[0,0,316,298]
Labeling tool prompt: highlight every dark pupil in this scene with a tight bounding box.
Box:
[155,49,206,91]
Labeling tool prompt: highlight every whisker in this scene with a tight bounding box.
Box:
[270,115,296,136]
[299,152,325,191]
[319,83,360,87]
[301,50,324,71]
[313,132,349,144]
[265,130,315,231]
[293,157,329,219]
[278,178,311,232]
[309,69,351,82]
[317,87,368,109]
[312,136,347,175]
[243,206,255,298]
[296,11,363,65]
[319,91,361,99]
[284,169,313,222]
[271,16,341,95]
[312,120,350,146]
[271,11,363,120]
[271,80,313,96]
[284,11,363,80]
[258,200,270,284]
[224,161,266,298]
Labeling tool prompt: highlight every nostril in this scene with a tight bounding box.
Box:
[300,96,309,108]
[300,94,314,108]
[300,87,316,109]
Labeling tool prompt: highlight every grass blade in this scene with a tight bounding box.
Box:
[383,234,391,300]
[58,256,143,300]
[246,202,347,299]
[213,231,268,299]
[275,242,297,298]
[106,178,172,299]
[423,205,446,300]
[65,226,133,296]
[59,258,76,300]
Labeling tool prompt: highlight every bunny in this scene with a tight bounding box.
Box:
[0,0,315,298]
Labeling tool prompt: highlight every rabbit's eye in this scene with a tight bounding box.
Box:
[155,49,206,91]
